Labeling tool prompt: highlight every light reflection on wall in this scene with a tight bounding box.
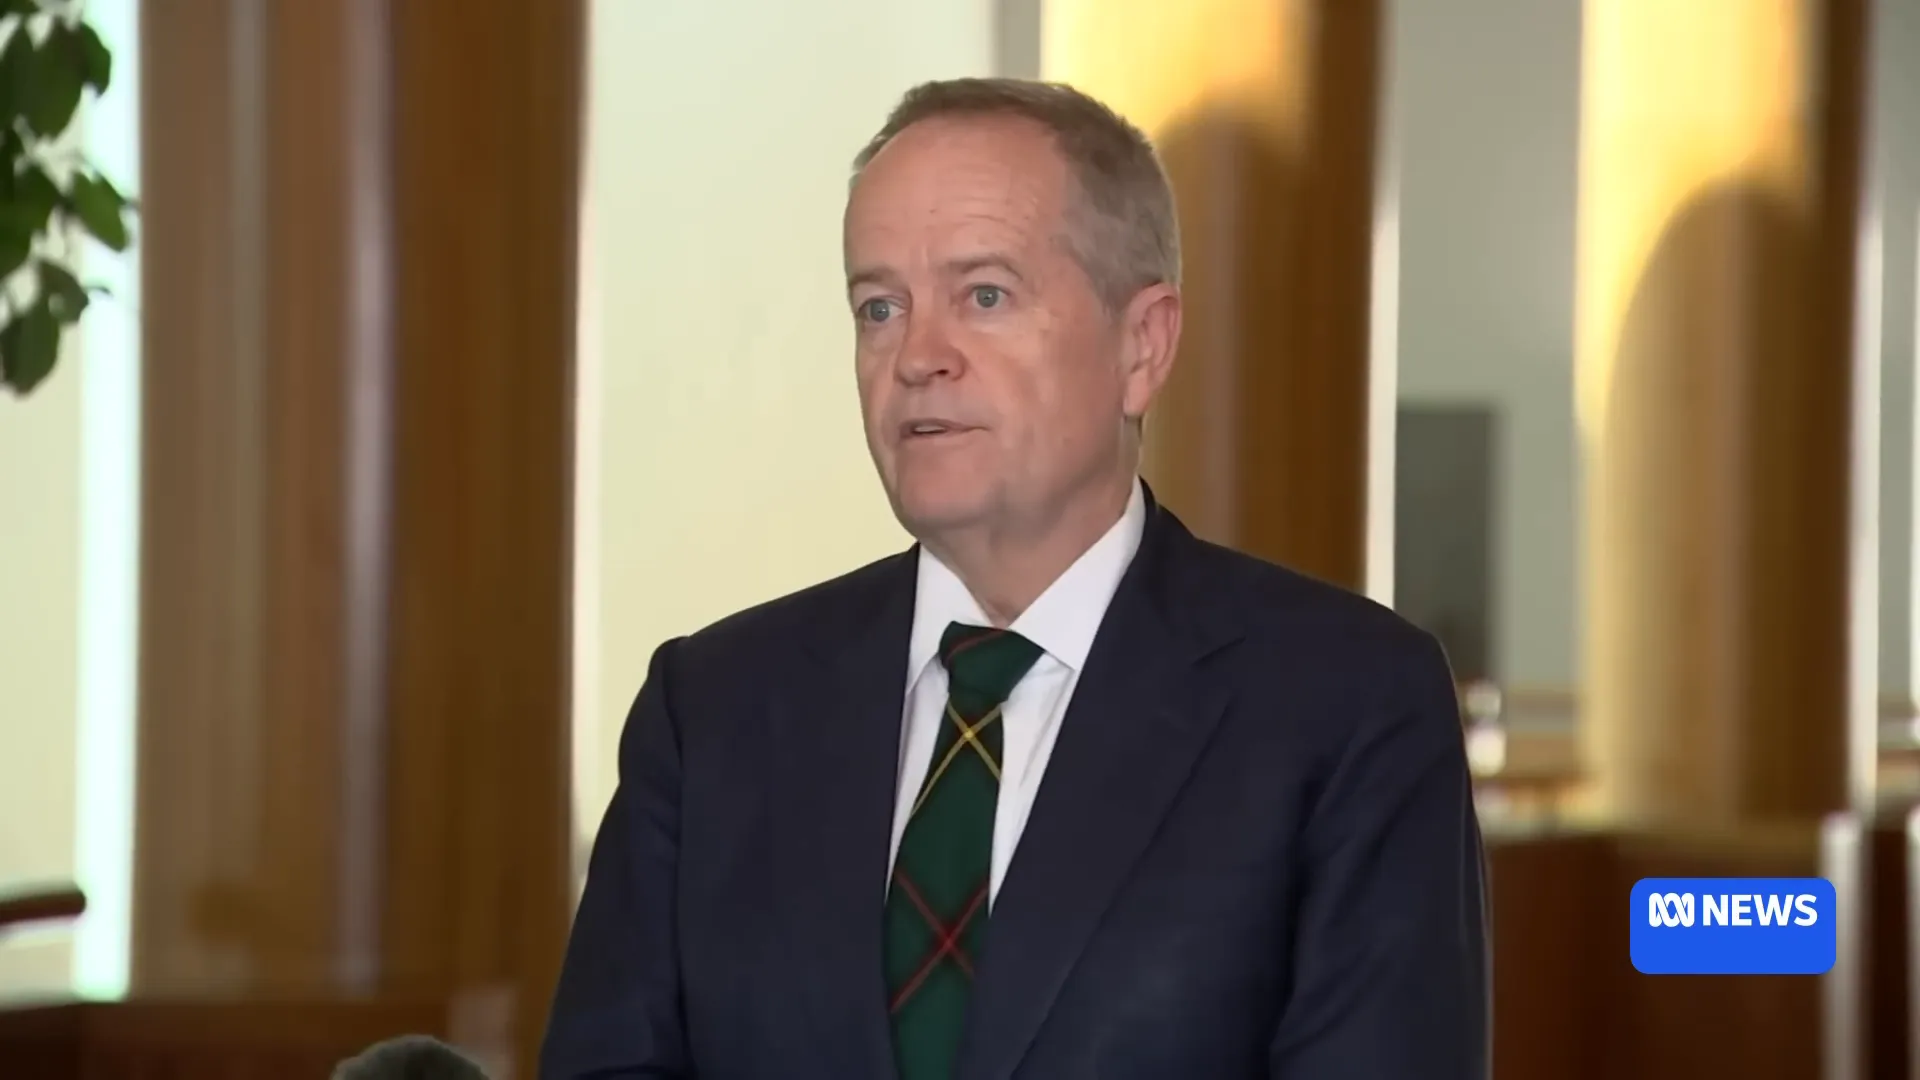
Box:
[73,0,140,1001]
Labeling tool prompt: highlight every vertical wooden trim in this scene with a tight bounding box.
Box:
[338,0,397,995]
[135,0,393,995]
[223,0,267,798]
[384,0,583,1071]
[137,1,577,1044]
[1575,0,1864,826]
[1285,0,1380,589]
[1815,0,1878,817]
[136,0,251,990]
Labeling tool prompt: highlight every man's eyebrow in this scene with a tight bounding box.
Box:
[846,266,892,295]
[945,254,1024,281]
[845,254,1026,296]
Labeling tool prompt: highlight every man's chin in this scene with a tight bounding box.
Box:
[889,488,995,540]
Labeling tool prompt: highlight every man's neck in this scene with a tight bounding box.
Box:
[923,473,1136,627]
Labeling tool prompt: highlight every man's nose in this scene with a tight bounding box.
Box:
[895,309,963,385]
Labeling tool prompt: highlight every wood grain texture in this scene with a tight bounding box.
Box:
[1487,828,1828,1080]
[382,1,584,1073]
[135,6,582,1073]
[0,997,459,1080]
[1865,807,1912,1080]
[1575,0,1866,827]
[1486,833,1610,1080]
[136,0,358,993]
[1045,0,1381,589]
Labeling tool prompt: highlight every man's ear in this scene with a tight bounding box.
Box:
[1119,282,1181,422]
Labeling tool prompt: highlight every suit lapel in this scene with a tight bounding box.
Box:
[955,503,1242,1080]
[772,552,917,1080]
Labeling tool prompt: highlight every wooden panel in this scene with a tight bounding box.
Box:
[1044,0,1380,588]
[136,0,247,990]
[1487,828,1829,1080]
[0,997,468,1080]
[1487,833,1609,1080]
[1575,0,1866,826]
[136,0,368,993]
[1867,806,1914,1080]
[382,0,584,1073]
[137,9,581,1074]
[1602,829,1825,1079]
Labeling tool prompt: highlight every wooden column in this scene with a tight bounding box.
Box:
[1573,0,1867,828]
[137,0,383,994]
[1041,0,1381,589]
[137,2,580,1072]
[381,2,583,1075]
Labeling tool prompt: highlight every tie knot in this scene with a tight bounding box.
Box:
[938,622,1042,706]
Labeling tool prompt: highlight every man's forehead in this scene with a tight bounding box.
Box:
[874,110,1059,162]
[849,115,1068,214]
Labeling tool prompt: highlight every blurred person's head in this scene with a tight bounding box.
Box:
[331,1035,490,1080]
[843,78,1182,610]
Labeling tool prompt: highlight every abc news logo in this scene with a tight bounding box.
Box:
[1645,891,1820,929]
[1628,876,1835,976]
[1632,878,1836,975]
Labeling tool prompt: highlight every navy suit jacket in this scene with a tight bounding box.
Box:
[543,494,1489,1079]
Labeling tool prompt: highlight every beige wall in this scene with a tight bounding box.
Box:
[572,0,1001,852]
[0,343,82,998]
[0,0,141,999]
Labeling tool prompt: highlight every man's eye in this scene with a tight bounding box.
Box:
[859,298,896,324]
[971,285,1004,309]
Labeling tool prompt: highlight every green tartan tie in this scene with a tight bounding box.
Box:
[885,622,1042,1080]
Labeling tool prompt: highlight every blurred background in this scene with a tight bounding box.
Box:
[0,0,1913,1077]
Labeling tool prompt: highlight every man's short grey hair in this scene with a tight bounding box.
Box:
[331,1035,490,1080]
[851,77,1181,312]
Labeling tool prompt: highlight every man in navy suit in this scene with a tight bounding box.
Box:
[543,77,1488,1080]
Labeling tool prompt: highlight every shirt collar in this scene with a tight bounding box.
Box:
[908,477,1147,682]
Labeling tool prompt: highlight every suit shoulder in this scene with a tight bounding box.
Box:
[1184,535,1447,669]
[1174,539,1460,745]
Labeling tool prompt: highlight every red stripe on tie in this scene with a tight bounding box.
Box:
[888,874,990,1013]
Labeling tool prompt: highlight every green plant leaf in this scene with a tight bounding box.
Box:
[76,21,107,93]
[0,231,27,278]
[0,163,54,236]
[0,0,37,18]
[18,162,56,226]
[69,171,126,250]
[26,21,84,137]
[0,127,23,196]
[0,299,59,394]
[0,22,36,133]
[37,258,86,322]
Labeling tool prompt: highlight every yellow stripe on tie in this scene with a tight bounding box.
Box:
[909,705,1004,819]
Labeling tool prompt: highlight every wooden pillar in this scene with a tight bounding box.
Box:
[137,1,580,1071]
[381,2,583,1074]
[1041,0,1381,589]
[137,0,383,995]
[1574,0,1867,828]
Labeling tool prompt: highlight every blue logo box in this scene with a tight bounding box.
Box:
[1630,877,1837,975]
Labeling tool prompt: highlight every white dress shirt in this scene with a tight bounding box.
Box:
[888,479,1148,905]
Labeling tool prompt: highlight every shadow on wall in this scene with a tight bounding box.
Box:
[1114,0,1378,591]
[1597,180,1851,831]
[1495,183,1849,1080]
[1141,102,1372,591]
